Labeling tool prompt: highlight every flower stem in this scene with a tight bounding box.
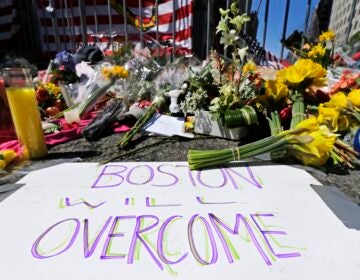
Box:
[119,102,158,149]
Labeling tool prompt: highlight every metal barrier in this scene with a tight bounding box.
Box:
[19,0,313,61]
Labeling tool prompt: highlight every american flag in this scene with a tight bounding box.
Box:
[0,0,19,44]
[240,32,286,69]
[35,0,193,58]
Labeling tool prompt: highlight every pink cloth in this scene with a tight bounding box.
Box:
[0,117,130,154]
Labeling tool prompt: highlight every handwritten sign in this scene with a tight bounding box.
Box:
[0,162,359,279]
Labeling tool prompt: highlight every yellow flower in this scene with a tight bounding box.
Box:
[0,149,17,169]
[348,89,360,107]
[277,59,327,88]
[326,92,350,110]
[319,30,335,42]
[258,80,288,107]
[308,44,326,58]
[44,82,61,97]
[102,65,129,80]
[242,60,257,74]
[317,104,340,131]
[102,67,111,79]
[294,115,319,132]
[291,125,336,166]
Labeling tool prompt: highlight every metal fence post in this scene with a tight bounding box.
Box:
[262,0,270,49]
[123,0,128,45]
[302,0,312,47]
[206,0,211,59]
[280,0,291,60]
[172,0,176,59]
[78,0,87,46]
[138,0,143,47]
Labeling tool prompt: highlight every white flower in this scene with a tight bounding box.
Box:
[237,47,248,61]
[216,18,228,34]
[220,29,239,48]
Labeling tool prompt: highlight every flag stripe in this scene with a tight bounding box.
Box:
[36,0,193,54]
[0,0,18,42]
[39,3,192,28]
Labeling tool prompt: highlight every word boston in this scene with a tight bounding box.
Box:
[0,162,359,280]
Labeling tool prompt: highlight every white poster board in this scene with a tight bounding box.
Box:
[0,162,359,279]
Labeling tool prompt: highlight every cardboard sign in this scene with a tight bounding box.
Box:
[0,162,359,279]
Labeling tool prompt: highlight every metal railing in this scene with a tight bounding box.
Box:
[15,0,315,62]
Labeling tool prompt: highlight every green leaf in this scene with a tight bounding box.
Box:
[0,155,4,160]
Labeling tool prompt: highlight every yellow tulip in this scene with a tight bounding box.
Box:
[348,89,360,107]
[0,160,5,169]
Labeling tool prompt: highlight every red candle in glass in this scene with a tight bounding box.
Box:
[0,79,16,143]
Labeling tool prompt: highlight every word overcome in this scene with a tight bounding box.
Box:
[31,213,301,270]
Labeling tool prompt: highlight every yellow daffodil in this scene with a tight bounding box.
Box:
[319,30,335,42]
[308,44,326,58]
[294,116,319,132]
[290,125,336,166]
[326,92,350,110]
[258,80,289,107]
[277,59,327,88]
[317,104,340,131]
[348,89,360,107]
[242,60,257,74]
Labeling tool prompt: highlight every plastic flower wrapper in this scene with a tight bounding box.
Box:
[116,45,162,103]
[118,59,192,149]
[77,62,128,116]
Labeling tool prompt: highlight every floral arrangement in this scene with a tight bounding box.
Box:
[35,82,67,118]
[186,21,360,170]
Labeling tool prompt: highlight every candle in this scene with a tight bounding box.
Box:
[0,79,16,143]
[3,68,47,159]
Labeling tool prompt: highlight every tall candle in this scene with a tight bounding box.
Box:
[2,68,47,159]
